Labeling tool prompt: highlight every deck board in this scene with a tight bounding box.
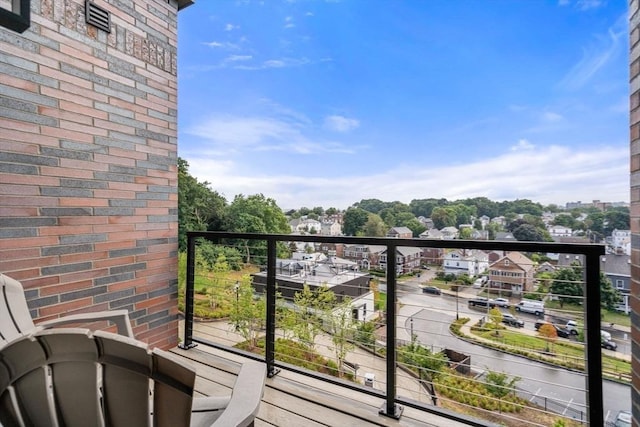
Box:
[170,345,475,426]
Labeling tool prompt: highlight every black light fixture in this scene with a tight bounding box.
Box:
[0,0,30,33]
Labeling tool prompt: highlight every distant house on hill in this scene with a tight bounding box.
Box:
[387,226,413,239]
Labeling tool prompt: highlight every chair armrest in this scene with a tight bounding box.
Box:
[209,361,266,427]
[36,310,134,338]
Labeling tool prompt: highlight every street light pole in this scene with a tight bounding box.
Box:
[455,285,459,320]
[410,316,414,341]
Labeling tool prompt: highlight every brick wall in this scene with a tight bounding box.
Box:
[0,0,184,349]
[631,0,640,424]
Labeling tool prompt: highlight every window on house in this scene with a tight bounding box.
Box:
[616,279,625,289]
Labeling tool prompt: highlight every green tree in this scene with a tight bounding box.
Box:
[226,194,290,263]
[292,284,336,350]
[177,158,227,251]
[512,223,548,241]
[400,340,447,405]
[600,273,621,311]
[484,369,520,399]
[550,265,583,308]
[206,254,231,310]
[343,207,369,236]
[363,213,388,237]
[431,206,457,229]
[326,297,356,377]
[354,198,389,214]
[604,208,630,235]
[403,218,426,237]
[229,278,266,349]
[488,307,503,336]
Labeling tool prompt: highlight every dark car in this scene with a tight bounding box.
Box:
[534,321,570,338]
[601,338,618,351]
[468,297,495,308]
[422,286,441,295]
[501,313,524,328]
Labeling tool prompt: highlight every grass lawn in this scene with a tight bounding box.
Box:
[471,328,631,377]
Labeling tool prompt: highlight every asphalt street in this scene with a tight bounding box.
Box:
[396,276,631,423]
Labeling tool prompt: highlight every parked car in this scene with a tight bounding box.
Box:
[565,320,580,335]
[613,410,631,427]
[534,321,570,338]
[422,286,441,295]
[468,297,495,308]
[501,313,524,328]
[515,300,545,316]
[601,338,618,351]
[493,297,510,308]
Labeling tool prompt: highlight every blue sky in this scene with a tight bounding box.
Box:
[177,0,628,210]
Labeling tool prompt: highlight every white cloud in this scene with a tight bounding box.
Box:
[324,115,360,132]
[510,139,535,151]
[203,41,240,50]
[558,17,625,90]
[182,142,628,210]
[284,16,295,29]
[225,23,239,31]
[185,115,356,155]
[541,111,564,123]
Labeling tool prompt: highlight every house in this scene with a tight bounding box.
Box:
[386,226,413,239]
[379,247,422,275]
[495,232,516,242]
[537,262,556,273]
[600,254,631,314]
[321,220,342,236]
[548,225,573,238]
[421,248,445,266]
[609,229,631,255]
[443,250,489,277]
[419,228,444,239]
[289,218,322,234]
[487,252,536,295]
[440,226,459,239]
[478,215,491,229]
[417,216,435,229]
[343,245,386,270]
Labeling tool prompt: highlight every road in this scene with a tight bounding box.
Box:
[395,276,631,423]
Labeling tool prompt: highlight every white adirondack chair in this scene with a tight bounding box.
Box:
[0,273,134,349]
[0,328,266,427]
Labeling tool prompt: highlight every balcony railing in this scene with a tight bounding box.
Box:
[181,231,608,426]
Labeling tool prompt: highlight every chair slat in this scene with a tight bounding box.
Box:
[152,348,195,427]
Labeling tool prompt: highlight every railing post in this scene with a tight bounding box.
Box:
[380,241,403,419]
[265,236,279,377]
[584,251,603,425]
[179,234,197,349]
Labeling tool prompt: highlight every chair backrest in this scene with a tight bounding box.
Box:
[0,328,196,427]
[0,274,36,349]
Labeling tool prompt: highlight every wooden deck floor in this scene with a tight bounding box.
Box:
[170,345,477,427]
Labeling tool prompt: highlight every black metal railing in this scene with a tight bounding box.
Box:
[180,231,606,426]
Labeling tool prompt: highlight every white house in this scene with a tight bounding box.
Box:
[289,218,322,234]
[548,225,572,237]
[321,220,342,236]
[443,249,489,277]
[611,229,631,255]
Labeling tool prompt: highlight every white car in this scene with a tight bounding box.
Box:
[493,297,510,308]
